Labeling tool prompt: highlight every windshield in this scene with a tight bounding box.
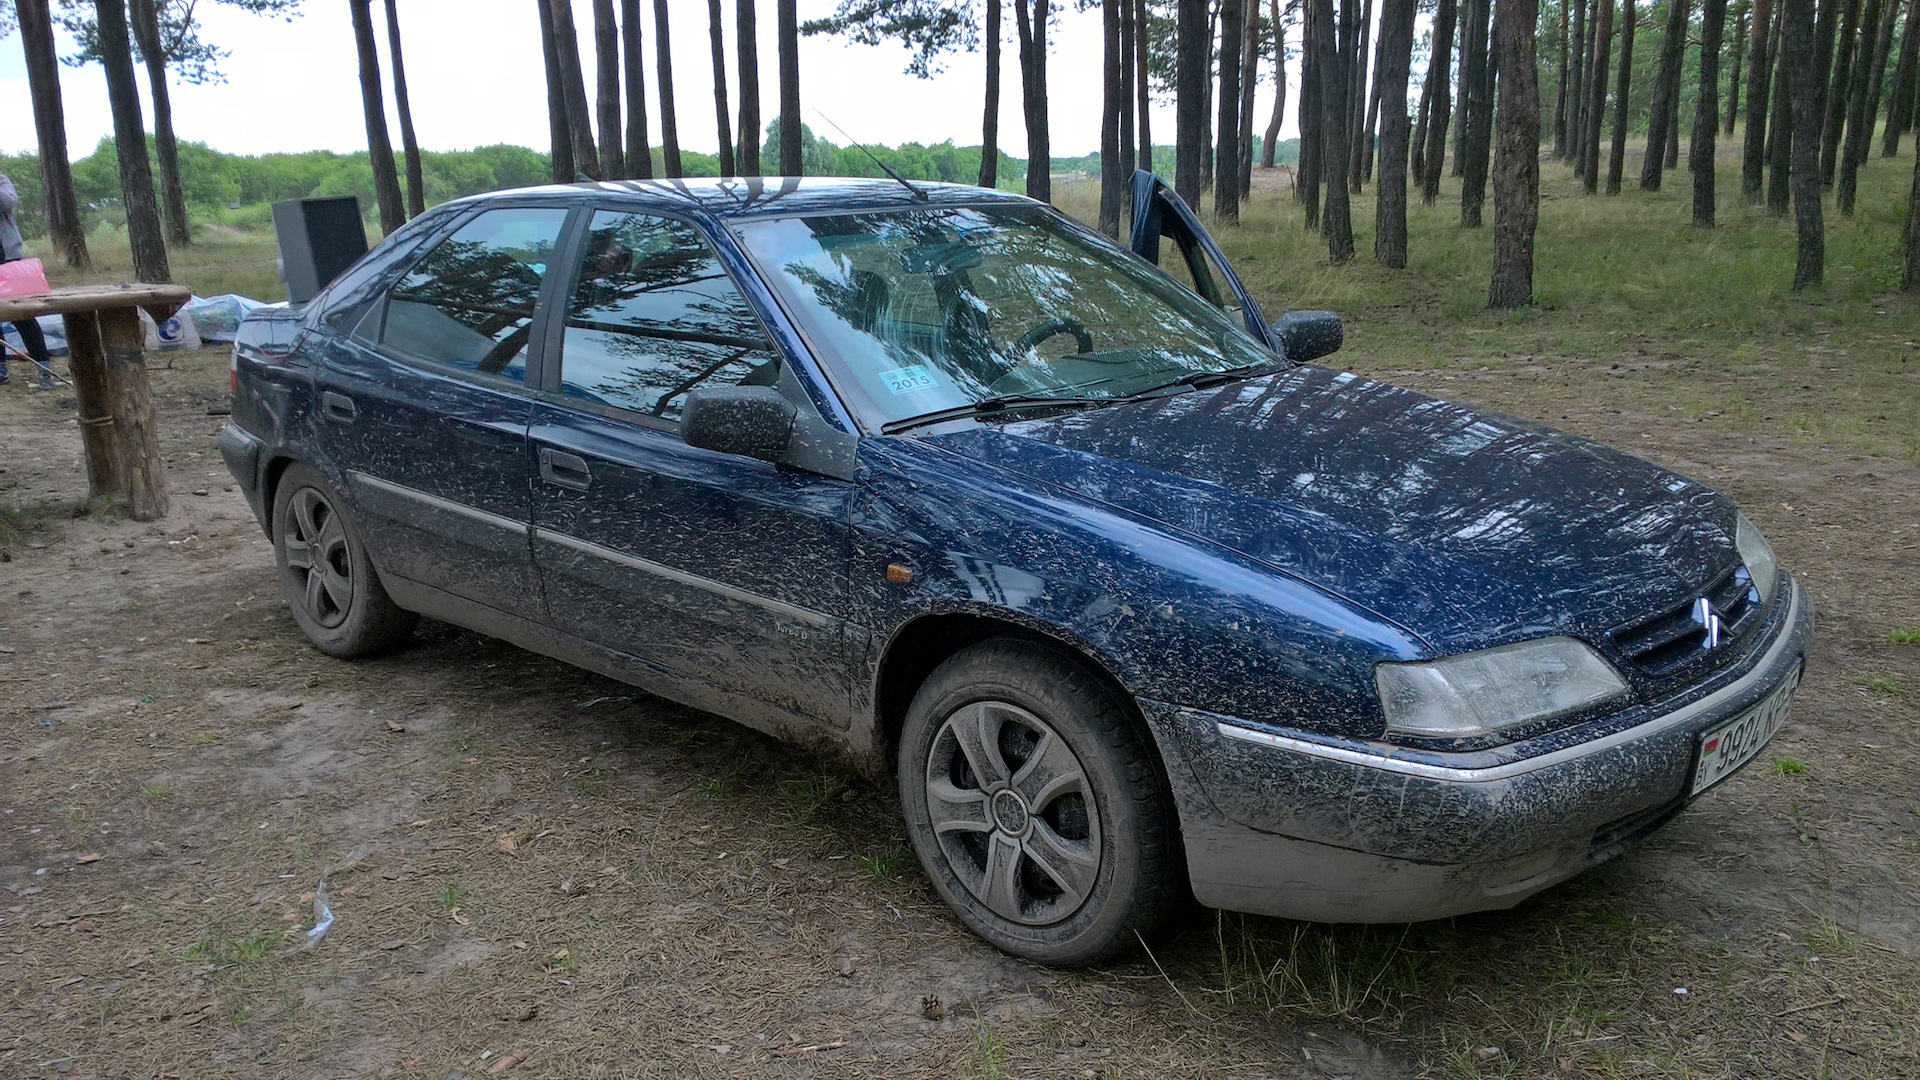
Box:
[733,205,1276,428]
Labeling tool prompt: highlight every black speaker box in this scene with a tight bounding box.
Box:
[272,196,370,304]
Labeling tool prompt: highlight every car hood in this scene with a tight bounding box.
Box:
[919,365,1737,654]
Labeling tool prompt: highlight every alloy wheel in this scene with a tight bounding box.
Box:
[281,486,353,629]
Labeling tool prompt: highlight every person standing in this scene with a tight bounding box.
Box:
[1,172,58,390]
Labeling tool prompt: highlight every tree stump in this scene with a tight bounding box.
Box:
[0,283,191,521]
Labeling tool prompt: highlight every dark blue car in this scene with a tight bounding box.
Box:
[220,173,1812,965]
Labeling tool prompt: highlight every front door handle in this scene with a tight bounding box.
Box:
[320,391,357,425]
[539,447,592,491]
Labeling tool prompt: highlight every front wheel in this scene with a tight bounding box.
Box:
[897,638,1183,966]
[271,463,417,658]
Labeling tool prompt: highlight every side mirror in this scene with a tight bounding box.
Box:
[1273,310,1344,363]
[681,385,798,463]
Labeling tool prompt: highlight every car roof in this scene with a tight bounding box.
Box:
[451,176,1039,220]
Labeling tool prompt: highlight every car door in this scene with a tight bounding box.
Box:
[526,207,857,726]
[313,202,574,619]
[1126,170,1278,351]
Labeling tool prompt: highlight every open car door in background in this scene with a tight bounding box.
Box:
[1126,171,1277,352]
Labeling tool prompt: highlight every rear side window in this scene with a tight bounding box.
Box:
[556,211,779,422]
[379,206,570,383]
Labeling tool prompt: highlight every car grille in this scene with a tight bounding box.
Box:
[1609,564,1765,679]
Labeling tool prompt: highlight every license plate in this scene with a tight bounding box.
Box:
[1691,663,1801,797]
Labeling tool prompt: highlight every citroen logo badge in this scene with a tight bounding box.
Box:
[1691,597,1724,650]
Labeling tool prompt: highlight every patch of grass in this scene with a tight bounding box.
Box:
[570,764,616,797]
[1862,674,1905,695]
[1773,756,1809,775]
[854,845,913,884]
[695,756,750,799]
[184,927,280,967]
[141,782,173,798]
[434,881,470,912]
[780,774,848,824]
[966,1013,1010,1080]
[184,730,218,747]
[1890,629,1920,644]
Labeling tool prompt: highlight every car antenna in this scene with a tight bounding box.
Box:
[811,107,929,202]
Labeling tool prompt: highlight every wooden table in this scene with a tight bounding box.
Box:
[0,283,192,521]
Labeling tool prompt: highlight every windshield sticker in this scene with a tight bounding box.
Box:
[880,365,938,395]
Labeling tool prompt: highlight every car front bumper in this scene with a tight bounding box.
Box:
[1140,573,1814,923]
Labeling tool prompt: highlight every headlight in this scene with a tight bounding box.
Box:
[1374,637,1629,738]
[1735,512,1778,605]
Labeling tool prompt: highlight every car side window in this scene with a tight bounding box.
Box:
[378,206,570,384]
[557,210,780,423]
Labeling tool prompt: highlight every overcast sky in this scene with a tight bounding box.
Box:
[0,1,1301,163]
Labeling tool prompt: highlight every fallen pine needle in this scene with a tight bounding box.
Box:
[771,1040,847,1057]
[1772,995,1847,1018]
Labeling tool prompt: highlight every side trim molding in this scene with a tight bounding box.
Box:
[531,527,833,628]
[347,470,530,536]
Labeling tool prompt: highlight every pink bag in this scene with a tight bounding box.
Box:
[0,257,52,297]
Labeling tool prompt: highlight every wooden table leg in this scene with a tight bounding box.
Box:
[60,306,171,521]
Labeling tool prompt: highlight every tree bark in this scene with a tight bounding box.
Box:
[1121,0,1137,180]
[347,0,404,237]
[1727,1,1749,135]
[1489,0,1539,307]
[1138,0,1155,169]
[1317,0,1355,260]
[1786,0,1825,286]
[735,0,760,174]
[1694,0,1731,225]
[1013,0,1052,201]
[550,0,601,179]
[1412,52,1434,178]
[1568,0,1589,172]
[1419,0,1459,201]
[778,0,802,176]
[1374,0,1418,266]
[1238,4,1259,195]
[1101,0,1126,235]
[16,0,90,269]
[1458,0,1493,226]
[1583,0,1614,191]
[1201,3,1219,193]
[64,306,170,520]
[1554,0,1572,158]
[540,0,576,182]
[1642,0,1694,189]
[1820,0,1859,187]
[1856,0,1900,161]
[594,0,626,179]
[1176,0,1209,205]
[1837,0,1892,209]
[1346,0,1372,191]
[1262,0,1287,167]
[1904,120,1920,285]
[657,0,684,177]
[982,0,1002,186]
[1768,1,1795,210]
[623,0,653,178]
[1608,0,1637,193]
[1216,0,1245,220]
[383,0,428,212]
[706,0,735,176]
[129,0,188,246]
[1744,0,1776,196]
[1884,0,1920,154]
[1300,0,1322,219]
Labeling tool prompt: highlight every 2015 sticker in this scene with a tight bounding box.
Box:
[880,365,938,395]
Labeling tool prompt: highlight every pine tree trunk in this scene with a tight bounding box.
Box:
[657,0,684,177]
[1138,0,1156,169]
[1318,0,1356,260]
[1489,0,1540,307]
[1101,0,1126,235]
[1216,0,1245,220]
[1884,0,1920,154]
[1420,0,1459,201]
[777,0,801,176]
[707,0,735,177]
[1583,0,1615,191]
[1744,0,1776,197]
[1346,0,1372,191]
[1727,2,1749,135]
[383,0,428,213]
[1569,0,1590,172]
[1858,0,1899,157]
[550,0,601,179]
[1904,123,1920,285]
[1121,0,1137,178]
[1820,0,1859,187]
[540,0,575,182]
[1837,0,1891,209]
[17,0,90,269]
[1458,0,1493,226]
[1642,0,1695,189]
[1452,8,1470,174]
[1263,0,1287,167]
[1014,0,1052,202]
[1554,0,1571,158]
[1666,81,1682,165]
[623,0,652,178]
[982,0,1002,186]
[347,0,403,238]
[1608,0,1637,193]
[1202,4,1219,193]
[1176,0,1210,205]
[594,0,626,179]
[129,0,188,246]
[1374,0,1418,266]
[1412,58,1434,178]
[1695,0,1731,224]
[1768,3,1795,210]
[1239,8,1259,195]
[735,0,759,174]
[1301,0,1322,219]
[1786,0,1825,286]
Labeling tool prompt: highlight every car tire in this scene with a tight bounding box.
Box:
[897,637,1184,966]
[271,463,418,658]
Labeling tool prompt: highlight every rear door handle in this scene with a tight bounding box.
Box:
[539,448,592,491]
[320,391,357,424]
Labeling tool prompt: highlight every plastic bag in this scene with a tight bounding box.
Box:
[0,257,51,297]
[181,293,268,344]
[1,314,66,357]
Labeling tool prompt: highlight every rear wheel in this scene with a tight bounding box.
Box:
[272,463,417,657]
[897,638,1183,966]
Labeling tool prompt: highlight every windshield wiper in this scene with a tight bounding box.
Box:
[1113,359,1285,401]
[882,393,1109,434]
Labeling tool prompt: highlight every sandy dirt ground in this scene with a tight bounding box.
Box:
[2,340,1916,1079]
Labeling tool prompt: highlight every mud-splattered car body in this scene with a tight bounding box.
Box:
[219,175,1811,923]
